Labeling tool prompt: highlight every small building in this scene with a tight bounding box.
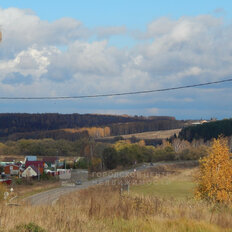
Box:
[4,164,20,175]
[24,156,37,163]
[22,166,39,178]
[42,156,58,169]
[57,169,71,180]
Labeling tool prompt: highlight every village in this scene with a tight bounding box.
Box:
[0,156,82,186]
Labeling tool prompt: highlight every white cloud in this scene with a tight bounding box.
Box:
[0,7,88,49]
[96,26,126,38]
[147,108,159,115]
[0,8,232,118]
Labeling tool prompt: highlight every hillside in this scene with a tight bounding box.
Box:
[179,118,232,141]
[0,113,185,140]
[102,129,181,140]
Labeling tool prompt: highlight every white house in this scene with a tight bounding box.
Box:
[22,166,38,178]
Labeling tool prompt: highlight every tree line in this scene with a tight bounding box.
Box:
[0,138,108,157]
[0,113,184,140]
[179,118,232,142]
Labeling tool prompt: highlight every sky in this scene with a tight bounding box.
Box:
[0,0,232,119]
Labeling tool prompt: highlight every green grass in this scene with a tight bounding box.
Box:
[131,179,196,199]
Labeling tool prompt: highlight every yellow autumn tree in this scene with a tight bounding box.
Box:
[195,137,232,204]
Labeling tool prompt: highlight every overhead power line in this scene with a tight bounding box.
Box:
[1,78,232,100]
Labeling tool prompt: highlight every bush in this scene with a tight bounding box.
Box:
[10,223,47,232]
[178,146,208,160]
[89,157,102,172]
[152,146,175,162]
[14,178,23,185]
[75,157,88,169]
[103,147,118,169]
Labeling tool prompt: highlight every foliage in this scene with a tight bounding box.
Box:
[102,147,118,170]
[10,223,47,232]
[13,178,23,185]
[110,117,183,136]
[64,127,111,138]
[0,142,7,155]
[75,157,88,169]
[40,173,56,181]
[89,157,102,172]
[1,166,232,232]
[177,146,208,160]
[0,113,183,139]
[179,118,232,142]
[152,147,173,162]
[0,138,102,157]
[195,137,232,204]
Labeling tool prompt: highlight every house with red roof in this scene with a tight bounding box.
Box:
[25,161,45,174]
[22,166,39,178]
[42,156,58,169]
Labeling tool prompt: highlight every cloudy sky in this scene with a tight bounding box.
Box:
[0,0,232,119]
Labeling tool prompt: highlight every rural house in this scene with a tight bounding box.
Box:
[42,156,58,169]
[22,165,39,178]
[4,164,20,175]
[25,161,44,174]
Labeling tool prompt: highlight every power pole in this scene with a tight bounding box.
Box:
[38,164,40,181]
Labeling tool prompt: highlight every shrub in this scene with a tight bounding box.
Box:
[10,223,47,232]
[102,147,118,170]
[14,178,23,185]
[89,157,102,172]
[75,157,88,169]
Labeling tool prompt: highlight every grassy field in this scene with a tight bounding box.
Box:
[131,166,196,199]
[1,165,232,232]
[15,180,60,199]
[103,128,181,140]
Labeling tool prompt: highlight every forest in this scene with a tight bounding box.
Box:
[179,118,232,142]
[0,113,184,140]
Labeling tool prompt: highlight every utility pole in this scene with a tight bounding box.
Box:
[38,164,40,181]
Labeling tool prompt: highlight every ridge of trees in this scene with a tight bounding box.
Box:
[0,113,184,140]
[179,118,232,142]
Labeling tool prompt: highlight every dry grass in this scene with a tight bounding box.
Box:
[0,155,24,162]
[0,166,232,232]
[0,184,231,232]
[14,181,60,198]
[103,129,181,140]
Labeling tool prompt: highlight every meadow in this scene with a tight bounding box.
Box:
[0,163,231,232]
[102,128,181,140]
